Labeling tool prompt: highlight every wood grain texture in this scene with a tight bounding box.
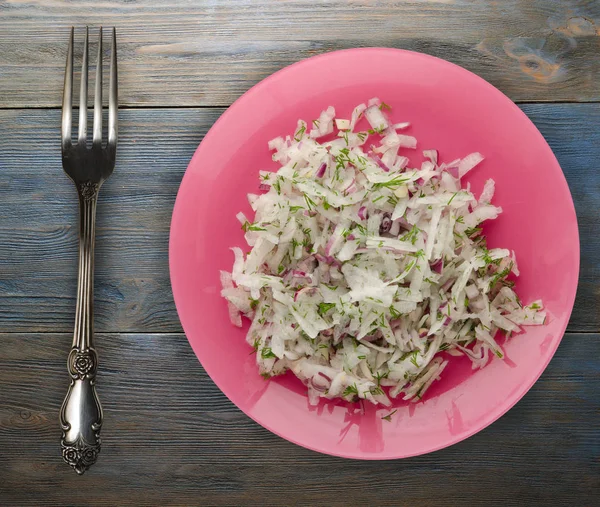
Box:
[0,331,597,506]
[0,1,598,504]
[0,105,598,333]
[0,0,599,107]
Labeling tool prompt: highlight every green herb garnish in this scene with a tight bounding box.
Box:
[372,176,409,190]
[294,123,306,141]
[261,347,276,359]
[342,384,359,398]
[381,409,398,422]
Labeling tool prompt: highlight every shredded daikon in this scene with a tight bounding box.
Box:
[220,100,545,406]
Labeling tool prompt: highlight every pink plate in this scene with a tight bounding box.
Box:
[169,48,579,459]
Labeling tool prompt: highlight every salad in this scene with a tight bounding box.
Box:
[220,98,545,407]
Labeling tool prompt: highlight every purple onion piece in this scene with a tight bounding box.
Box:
[445,166,459,179]
[316,162,327,178]
[358,206,368,220]
[368,150,390,172]
[310,378,328,393]
[379,213,392,234]
[294,286,317,301]
[430,259,444,274]
[441,278,455,292]
[326,256,342,268]
[325,235,335,255]
[343,177,357,195]
[395,216,411,231]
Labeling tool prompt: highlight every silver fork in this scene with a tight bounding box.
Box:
[59,26,117,475]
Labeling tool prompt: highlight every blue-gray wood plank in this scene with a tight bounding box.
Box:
[0,332,597,506]
[0,0,599,107]
[0,104,598,507]
[0,105,597,333]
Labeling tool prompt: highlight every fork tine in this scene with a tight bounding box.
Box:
[93,27,103,146]
[108,27,118,150]
[78,27,89,144]
[61,27,74,152]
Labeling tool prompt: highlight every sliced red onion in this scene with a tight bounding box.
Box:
[439,301,448,310]
[443,316,452,326]
[326,255,342,268]
[441,278,455,292]
[379,213,392,234]
[358,206,368,220]
[390,318,402,329]
[293,286,318,301]
[310,378,328,393]
[368,150,390,172]
[343,178,357,195]
[316,253,342,268]
[258,183,270,191]
[395,217,411,230]
[324,235,336,256]
[297,257,316,274]
[444,165,460,179]
[347,234,356,241]
[344,182,357,195]
[430,259,444,274]
[316,162,327,178]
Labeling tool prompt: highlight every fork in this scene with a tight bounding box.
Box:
[59,26,117,475]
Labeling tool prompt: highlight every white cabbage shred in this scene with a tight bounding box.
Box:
[220,99,546,406]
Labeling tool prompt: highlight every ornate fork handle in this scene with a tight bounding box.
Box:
[60,184,103,474]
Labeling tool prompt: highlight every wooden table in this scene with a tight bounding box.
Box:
[0,1,598,505]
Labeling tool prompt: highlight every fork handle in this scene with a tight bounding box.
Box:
[60,183,103,474]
